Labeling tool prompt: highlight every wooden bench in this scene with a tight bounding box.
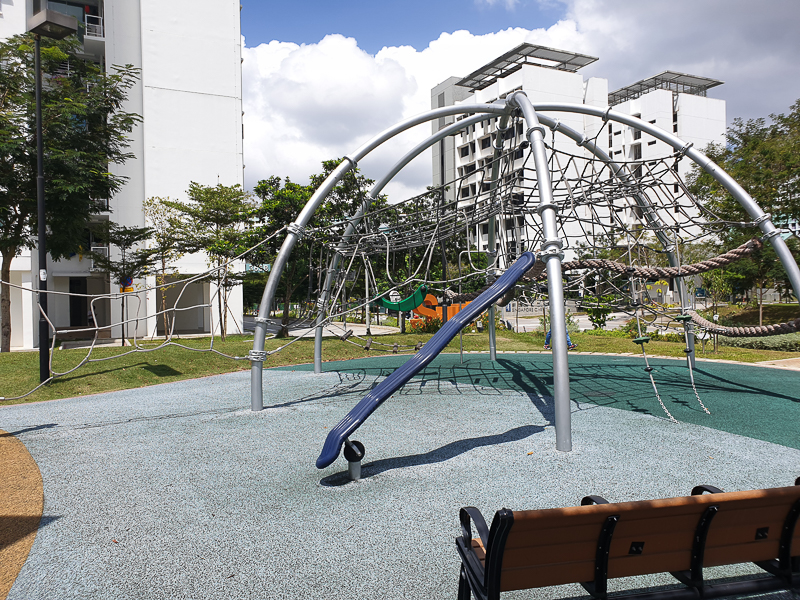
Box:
[456,479,800,600]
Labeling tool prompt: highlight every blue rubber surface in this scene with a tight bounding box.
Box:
[315,251,536,468]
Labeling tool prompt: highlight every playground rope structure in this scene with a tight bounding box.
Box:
[3,112,799,402]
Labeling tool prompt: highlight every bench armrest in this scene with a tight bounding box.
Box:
[460,506,490,550]
[581,495,609,505]
[691,485,723,495]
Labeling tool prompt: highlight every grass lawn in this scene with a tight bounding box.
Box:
[2,328,799,406]
[707,303,800,324]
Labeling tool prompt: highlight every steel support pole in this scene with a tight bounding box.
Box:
[486,115,510,362]
[35,35,49,383]
[311,111,509,373]
[509,92,572,452]
[252,104,512,410]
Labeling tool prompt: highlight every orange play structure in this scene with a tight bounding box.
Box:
[411,294,471,323]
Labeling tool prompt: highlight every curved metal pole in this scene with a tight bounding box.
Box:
[312,111,509,372]
[252,103,511,409]
[535,113,696,364]
[530,102,800,305]
[487,114,511,361]
[508,91,572,452]
[311,114,501,371]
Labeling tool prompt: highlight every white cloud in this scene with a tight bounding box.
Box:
[475,0,521,9]
[242,0,800,200]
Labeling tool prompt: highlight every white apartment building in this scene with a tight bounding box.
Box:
[432,44,726,264]
[1,0,244,349]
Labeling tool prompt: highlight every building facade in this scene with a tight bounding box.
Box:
[431,44,726,264]
[1,0,244,349]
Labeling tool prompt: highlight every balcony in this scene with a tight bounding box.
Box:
[84,14,103,38]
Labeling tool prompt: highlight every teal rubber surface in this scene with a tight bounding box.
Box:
[281,353,800,449]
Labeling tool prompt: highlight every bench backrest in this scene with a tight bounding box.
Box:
[495,485,800,593]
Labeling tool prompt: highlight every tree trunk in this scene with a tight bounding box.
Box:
[159,256,169,337]
[1,251,14,353]
[217,270,226,341]
[758,283,764,327]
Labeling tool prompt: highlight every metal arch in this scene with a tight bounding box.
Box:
[533,111,699,364]
[528,102,800,305]
[251,102,514,411]
[311,111,499,373]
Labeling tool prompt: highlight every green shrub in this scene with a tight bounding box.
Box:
[718,332,800,352]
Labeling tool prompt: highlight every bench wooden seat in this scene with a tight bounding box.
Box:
[456,479,800,600]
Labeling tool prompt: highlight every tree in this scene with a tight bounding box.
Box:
[165,183,255,340]
[143,197,183,335]
[689,100,800,229]
[89,223,155,345]
[252,159,386,337]
[0,33,140,352]
[688,99,800,322]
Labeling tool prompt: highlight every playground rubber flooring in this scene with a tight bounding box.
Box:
[1,352,799,599]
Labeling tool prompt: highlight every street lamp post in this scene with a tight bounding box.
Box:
[28,9,78,382]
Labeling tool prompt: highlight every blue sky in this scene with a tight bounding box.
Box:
[240,0,565,55]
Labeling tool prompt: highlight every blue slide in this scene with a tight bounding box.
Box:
[316,251,537,469]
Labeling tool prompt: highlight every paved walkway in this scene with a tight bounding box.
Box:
[1,354,798,599]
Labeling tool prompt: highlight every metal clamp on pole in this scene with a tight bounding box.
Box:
[287,222,305,239]
[248,349,268,363]
[343,439,365,481]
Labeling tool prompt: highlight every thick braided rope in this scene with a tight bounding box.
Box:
[687,310,800,337]
[525,238,763,281]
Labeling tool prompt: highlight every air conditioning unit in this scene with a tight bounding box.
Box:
[90,246,108,271]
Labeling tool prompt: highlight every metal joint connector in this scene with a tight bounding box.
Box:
[577,134,589,148]
[538,246,564,261]
[526,125,545,139]
[753,213,772,226]
[602,106,613,123]
[343,155,358,169]
[287,223,305,239]
[676,141,694,158]
[549,118,561,133]
[761,229,780,241]
[254,316,270,324]
[248,350,268,363]
[535,201,557,216]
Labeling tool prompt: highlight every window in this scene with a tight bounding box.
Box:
[648,140,656,146]
[649,119,656,124]
[632,144,642,160]
[461,187,471,198]
[481,137,491,150]
[464,163,476,174]
[504,127,514,140]
[516,122,524,136]
[614,130,621,135]
[674,184,680,193]
[470,141,475,154]
[513,148,524,160]
[481,183,491,193]
[460,146,469,158]
[632,114,641,140]
[481,224,489,235]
